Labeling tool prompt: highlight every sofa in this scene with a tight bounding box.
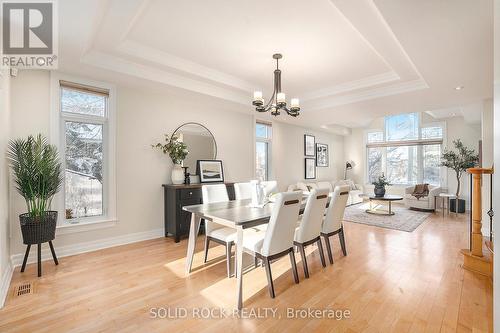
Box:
[404,185,441,211]
[287,179,364,206]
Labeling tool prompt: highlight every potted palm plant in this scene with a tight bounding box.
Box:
[441,139,479,213]
[7,134,63,249]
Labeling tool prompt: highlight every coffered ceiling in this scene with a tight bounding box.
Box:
[57,0,493,133]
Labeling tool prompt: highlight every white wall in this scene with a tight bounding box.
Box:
[7,70,343,259]
[493,0,500,331]
[272,121,344,190]
[344,113,482,202]
[0,71,12,307]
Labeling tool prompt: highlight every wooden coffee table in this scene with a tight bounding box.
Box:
[365,194,404,216]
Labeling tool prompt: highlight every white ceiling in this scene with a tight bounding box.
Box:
[56,0,493,133]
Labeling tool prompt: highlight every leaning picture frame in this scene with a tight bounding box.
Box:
[197,160,224,183]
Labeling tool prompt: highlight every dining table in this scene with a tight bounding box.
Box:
[182,198,308,310]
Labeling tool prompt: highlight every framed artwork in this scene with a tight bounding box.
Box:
[197,160,224,183]
[316,143,329,167]
[304,134,315,156]
[305,158,316,179]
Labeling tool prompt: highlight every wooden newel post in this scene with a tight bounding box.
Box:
[470,171,484,257]
[460,167,494,277]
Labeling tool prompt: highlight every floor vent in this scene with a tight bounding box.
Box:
[13,282,33,297]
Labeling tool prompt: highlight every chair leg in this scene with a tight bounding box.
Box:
[263,258,275,298]
[317,238,326,268]
[49,241,59,265]
[323,235,333,264]
[21,245,31,273]
[203,237,210,263]
[225,242,232,278]
[289,250,299,284]
[298,244,309,278]
[37,243,42,277]
[339,228,347,256]
[254,256,259,268]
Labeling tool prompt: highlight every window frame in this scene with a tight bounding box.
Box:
[254,120,273,181]
[364,116,446,186]
[50,73,117,232]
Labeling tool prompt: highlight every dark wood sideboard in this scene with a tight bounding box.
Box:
[162,183,235,242]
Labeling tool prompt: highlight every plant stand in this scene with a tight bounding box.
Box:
[20,241,58,277]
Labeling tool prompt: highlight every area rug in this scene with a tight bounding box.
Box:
[343,202,431,232]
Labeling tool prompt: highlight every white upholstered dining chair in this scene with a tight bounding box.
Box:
[202,184,236,278]
[234,182,253,200]
[261,180,278,196]
[242,191,302,298]
[321,185,349,264]
[294,188,329,278]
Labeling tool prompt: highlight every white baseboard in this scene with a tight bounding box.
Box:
[10,228,164,268]
[0,262,14,308]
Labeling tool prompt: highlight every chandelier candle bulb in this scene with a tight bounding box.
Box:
[291,98,299,108]
[277,92,286,104]
[254,91,263,101]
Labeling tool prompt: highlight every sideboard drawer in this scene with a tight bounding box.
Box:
[179,189,202,201]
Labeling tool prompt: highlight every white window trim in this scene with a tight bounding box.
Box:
[50,72,117,233]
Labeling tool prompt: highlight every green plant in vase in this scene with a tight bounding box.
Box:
[7,134,63,276]
[152,134,189,184]
[372,173,391,197]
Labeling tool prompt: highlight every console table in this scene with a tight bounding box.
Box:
[162,183,235,242]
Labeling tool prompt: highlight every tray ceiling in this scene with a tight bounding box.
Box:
[57,0,493,132]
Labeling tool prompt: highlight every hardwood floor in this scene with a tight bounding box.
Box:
[0,210,492,332]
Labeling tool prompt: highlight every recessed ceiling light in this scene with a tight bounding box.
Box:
[455,86,464,90]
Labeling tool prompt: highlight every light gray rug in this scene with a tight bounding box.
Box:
[343,202,431,232]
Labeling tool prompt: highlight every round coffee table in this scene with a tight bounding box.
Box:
[365,194,404,216]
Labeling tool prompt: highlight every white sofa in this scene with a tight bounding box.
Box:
[404,185,441,211]
[287,179,364,206]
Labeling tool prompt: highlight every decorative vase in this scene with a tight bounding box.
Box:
[374,186,386,197]
[171,164,184,185]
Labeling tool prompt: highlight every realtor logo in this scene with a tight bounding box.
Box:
[1,0,58,68]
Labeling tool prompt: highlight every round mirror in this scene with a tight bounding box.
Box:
[173,122,217,173]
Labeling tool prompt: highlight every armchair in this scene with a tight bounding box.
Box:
[404,185,441,211]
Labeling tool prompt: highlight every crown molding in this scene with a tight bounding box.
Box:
[301,71,400,101]
[117,40,256,92]
[81,51,249,106]
[305,78,429,111]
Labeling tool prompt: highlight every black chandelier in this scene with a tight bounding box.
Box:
[252,54,300,117]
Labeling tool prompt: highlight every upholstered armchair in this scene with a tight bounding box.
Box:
[404,185,441,211]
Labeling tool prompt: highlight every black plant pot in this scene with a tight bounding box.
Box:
[450,199,466,214]
[374,186,386,197]
[19,211,57,245]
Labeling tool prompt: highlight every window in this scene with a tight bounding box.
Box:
[367,147,383,183]
[255,122,272,181]
[385,113,419,141]
[366,113,444,186]
[60,81,109,222]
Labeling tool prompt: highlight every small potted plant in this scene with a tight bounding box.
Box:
[372,173,391,197]
[7,134,63,255]
[152,134,189,185]
[441,139,479,213]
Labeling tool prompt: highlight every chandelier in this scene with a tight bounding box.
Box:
[252,54,300,117]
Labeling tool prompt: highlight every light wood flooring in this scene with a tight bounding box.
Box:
[0,210,492,332]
